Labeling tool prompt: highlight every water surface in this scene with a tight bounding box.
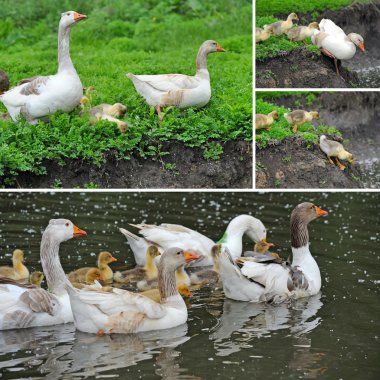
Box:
[0,192,379,379]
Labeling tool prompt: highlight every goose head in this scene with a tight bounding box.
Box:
[60,11,87,29]
[254,239,274,253]
[288,13,299,22]
[347,33,365,52]
[269,110,279,119]
[30,271,44,286]
[158,247,200,272]
[263,25,274,34]
[308,22,320,30]
[44,219,87,243]
[202,40,225,54]
[147,245,160,260]
[98,251,117,265]
[291,203,328,226]
[13,249,25,264]
[225,215,267,244]
[86,268,102,283]
[310,111,319,119]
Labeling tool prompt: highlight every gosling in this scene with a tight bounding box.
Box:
[256,25,274,43]
[286,22,320,42]
[256,111,279,130]
[284,110,319,133]
[319,135,354,171]
[267,13,299,36]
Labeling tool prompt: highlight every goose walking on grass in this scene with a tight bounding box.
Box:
[284,110,319,133]
[319,135,354,171]
[0,219,87,330]
[127,40,225,120]
[0,11,86,123]
[255,111,279,130]
[215,203,328,303]
[311,19,365,79]
[120,215,267,267]
[66,248,200,335]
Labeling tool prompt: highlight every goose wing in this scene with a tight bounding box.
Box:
[319,19,346,39]
[129,74,199,92]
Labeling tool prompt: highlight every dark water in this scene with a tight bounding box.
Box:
[0,192,379,379]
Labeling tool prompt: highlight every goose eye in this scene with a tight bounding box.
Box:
[177,251,181,255]
[65,222,69,227]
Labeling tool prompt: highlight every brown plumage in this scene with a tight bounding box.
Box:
[0,70,10,93]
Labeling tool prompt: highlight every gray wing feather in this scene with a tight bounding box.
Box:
[19,76,50,96]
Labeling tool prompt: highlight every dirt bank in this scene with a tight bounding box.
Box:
[256,3,380,88]
[256,135,362,189]
[1,141,252,189]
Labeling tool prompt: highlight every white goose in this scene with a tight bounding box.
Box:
[215,203,328,303]
[119,215,267,267]
[0,219,87,330]
[311,18,365,78]
[0,11,86,123]
[127,40,225,119]
[66,248,200,334]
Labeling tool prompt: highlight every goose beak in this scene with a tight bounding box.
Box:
[315,207,328,218]
[216,44,225,52]
[359,41,365,52]
[74,12,87,22]
[111,256,117,262]
[184,251,201,263]
[73,225,87,237]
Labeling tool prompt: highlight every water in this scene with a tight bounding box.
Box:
[0,192,379,379]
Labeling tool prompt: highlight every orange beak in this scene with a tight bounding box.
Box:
[359,41,365,52]
[267,242,275,248]
[315,207,328,218]
[216,44,225,52]
[73,224,87,237]
[74,12,87,22]
[111,256,117,262]
[184,251,201,263]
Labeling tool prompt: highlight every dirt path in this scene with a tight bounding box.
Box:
[1,141,252,189]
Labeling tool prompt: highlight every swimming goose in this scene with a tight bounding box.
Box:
[0,249,29,280]
[127,40,225,119]
[68,251,117,284]
[215,203,328,303]
[0,11,86,123]
[284,110,319,133]
[256,26,274,43]
[268,13,299,36]
[66,248,200,334]
[319,135,354,171]
[113,246,160,283]
[255,111,279,130]
[286,22,319,42]
[120,215,266,267]
[311,19,365,79]
[0,70,9,94]
[0,219,87,330]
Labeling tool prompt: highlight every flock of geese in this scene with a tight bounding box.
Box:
[0,11,225,127]
[256,13,365,79]
[0,202,328,335]
[256,108,354,171]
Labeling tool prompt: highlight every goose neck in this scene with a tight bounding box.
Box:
[58,24,75,73]
[158,262,178,301]
[196,45,209,72]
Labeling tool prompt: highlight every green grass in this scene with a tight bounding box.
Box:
[0,0,252,178]
[256,96,341,149]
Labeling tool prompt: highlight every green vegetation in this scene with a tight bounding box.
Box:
[0,0,252,179]
[256,93,341,149]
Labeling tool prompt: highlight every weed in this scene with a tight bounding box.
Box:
[203,143,224,160]
[83,182,99,189]
[274,179,282,188]
[256,161,266,171]
[282,155,292,163]
[51,179,63,189]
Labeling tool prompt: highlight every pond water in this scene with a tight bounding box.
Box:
[0,192,379,379]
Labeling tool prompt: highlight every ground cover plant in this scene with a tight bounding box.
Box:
[256,92,341,149]
[0,0,252,181]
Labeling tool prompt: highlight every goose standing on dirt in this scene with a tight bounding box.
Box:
[256,26,274,43]
[66,248,200,334]
[215,203,328,303]
[0,11,87,123]
[0,70,9,94]
[0,219,87,330]
[127,40,225,120]
[268,13,299,36]
[311,19,365,79]
[120,215,266,267]
[284,109,319,133]
[255,111,279,130]
[286,22,319,42]
[0,249,29,280]
[320,135,354,171]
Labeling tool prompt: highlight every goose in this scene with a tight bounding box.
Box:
[0,249,29,280]
[0,11,86,123]
[284,110,319,133]
[0,70,9,94]
[65,247,200,334]
[320,135,354,171]
[127,40,225,119]
[267,13,299,36]
[311,19,365,79]
[256,26,274,43]
[29,271,44,287]
[243,240,285,264]
[0,219,87,330]
[286,22,319,42]
[67,251,117,284]
[215,203,328,303]
[120,214,266,267]
[255,111,279,130]
[113,246,160,283]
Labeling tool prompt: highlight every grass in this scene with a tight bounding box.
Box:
[255,94,341,149]
[0,0,252,179]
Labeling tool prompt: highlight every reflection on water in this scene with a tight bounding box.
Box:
[0,192,379,379]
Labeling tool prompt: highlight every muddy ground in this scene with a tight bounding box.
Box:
[1,141,252,189]
[256,3,380,88]
[256,92,379,189]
